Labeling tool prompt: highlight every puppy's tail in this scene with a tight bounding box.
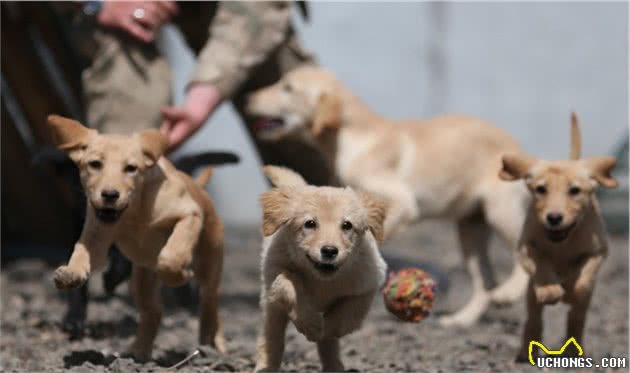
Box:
[570,112,581,160]
[195,166,214,187]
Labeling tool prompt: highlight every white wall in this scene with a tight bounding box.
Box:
[164,2,628,225]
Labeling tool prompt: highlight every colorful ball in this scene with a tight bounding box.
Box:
[382,268,437,322]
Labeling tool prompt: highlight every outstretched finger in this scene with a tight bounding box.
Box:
[123,19,154,43]
[156,1,179,18]
[161,106,186,120]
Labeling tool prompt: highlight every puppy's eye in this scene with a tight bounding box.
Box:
[304,219,317,229]
[124,164,138,174]
[569,186,581,196]
[341,220,353,231]
[88,160,102,170]
[535,185,547,195]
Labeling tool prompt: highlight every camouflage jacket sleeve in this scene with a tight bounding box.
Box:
[189,1,291,98]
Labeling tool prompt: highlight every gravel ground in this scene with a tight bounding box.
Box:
[1,222,627,372]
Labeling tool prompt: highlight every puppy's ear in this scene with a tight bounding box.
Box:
[582,156,618,188]
[263,165,307,187]
[260,187,294,236]
[499,153,536,181]
[47,115,96,162]
[358,191,387,242]
[312,93,341,137]
[137,129,168,167]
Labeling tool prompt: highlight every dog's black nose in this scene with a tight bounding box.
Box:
[101,189,120,202]
[320,246,338,260]
[546,213,563,226]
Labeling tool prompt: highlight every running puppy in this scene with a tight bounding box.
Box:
[246,65,531,326]
[499,113,617,362]
[255,166,387,372]
[47,115,225,361]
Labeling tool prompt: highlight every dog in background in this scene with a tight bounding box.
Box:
[499,113,617,361]
[47,115,225,361]
[245,65,530,327]
[255,166,387,372]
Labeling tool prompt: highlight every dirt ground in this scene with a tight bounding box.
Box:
[1,221,628,372]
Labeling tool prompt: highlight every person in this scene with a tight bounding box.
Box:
[67,0,332,185]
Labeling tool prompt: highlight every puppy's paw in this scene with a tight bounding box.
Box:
[122,343,152,363]
[294,314,324,342]
[515,350,532,364]
[54,266,88,289]
[535,284,564,304]
[438,315,472,328]
[254,365,279,373]
[322,361,345,372]
[490,286,522,305]
[156,259,192,287]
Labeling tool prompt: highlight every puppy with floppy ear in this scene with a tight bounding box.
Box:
[255,166,388,372]
[136,129,169,167]
[262,164,308,187]
[500,113,617,362]
[48,115,97,161]
[47,115,226,361]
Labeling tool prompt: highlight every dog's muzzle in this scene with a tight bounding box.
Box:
[544,222,577,242]
[252,117,286,133]
[306,254,338,274]
[94,207,126,224]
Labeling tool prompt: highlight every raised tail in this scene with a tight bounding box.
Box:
[195,166,214,187]
[570,112,581,160]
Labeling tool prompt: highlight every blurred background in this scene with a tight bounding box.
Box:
[2,2,628,257]
[170,2,628,226]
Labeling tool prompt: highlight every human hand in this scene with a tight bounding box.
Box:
[160,84,222,150]
[96,1,178,43]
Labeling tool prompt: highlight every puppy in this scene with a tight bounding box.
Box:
[499,114,617,361]
[47,115,225,361]
[255,166,387,372]
[246,65,530,326]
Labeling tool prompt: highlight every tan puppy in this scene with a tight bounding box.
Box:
[255,166,387,372]
[499,114,617,361]
[47,115,225,361]
[246,66,530,327]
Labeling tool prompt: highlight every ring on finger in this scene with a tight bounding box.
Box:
[132,8,145,20]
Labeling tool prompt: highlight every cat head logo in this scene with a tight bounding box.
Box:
[529,337,584,365]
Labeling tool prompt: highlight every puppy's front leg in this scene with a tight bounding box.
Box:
[523,248,564,305]
[516,280,544,362]
[256,273,302,372]
[255,301,289,372]
[570,254,604,303]
[565,254,604,347]
[317,338,344,372]
[267,272,323,341]
[323,291,375,339]
[157,213,202,287]
[127,265,161,362]
[54,213,113,289]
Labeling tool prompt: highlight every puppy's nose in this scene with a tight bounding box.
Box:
[546,212,563,227]
[101,189,120,203]
[320,246,338,260]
